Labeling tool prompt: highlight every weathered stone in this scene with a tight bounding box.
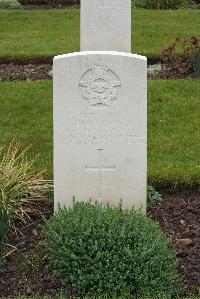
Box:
[81,0,131,52]
[53,51,147,212]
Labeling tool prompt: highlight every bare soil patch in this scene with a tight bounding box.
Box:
[0,188,199,297]
[148,64,194,79]
[0,63,52,82]
[149,191,200,295]
[0,57,196,82]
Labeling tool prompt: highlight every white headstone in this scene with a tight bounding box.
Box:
[53,51,147,212]
[81,0,131,52]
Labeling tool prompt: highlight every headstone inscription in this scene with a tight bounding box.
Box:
[53,0,147,212]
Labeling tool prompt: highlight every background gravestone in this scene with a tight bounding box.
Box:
[81,0,131,52]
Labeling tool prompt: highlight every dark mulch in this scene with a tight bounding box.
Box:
[0,59,196,82]
[148,64,194,79]
[0,63,52,82]
[0,201,71,297]
[0,190,199,297]
[149,191,200,295]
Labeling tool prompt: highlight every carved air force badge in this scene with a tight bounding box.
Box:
[79,60,121,108]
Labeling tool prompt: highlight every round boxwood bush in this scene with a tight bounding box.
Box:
[43,202,180,297]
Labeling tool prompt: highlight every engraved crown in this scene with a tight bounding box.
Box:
[93,61,108,77]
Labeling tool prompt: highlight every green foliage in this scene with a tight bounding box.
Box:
[193,48,200,77]
[132,0,187,9]
[147,185,162,207]
[0,0,22,9]
[44,201,180,297]
[45,185,54,202]
[18,0,79,5]
[0,209,9,254]
[0,143,42,255]
[18,0,45,3]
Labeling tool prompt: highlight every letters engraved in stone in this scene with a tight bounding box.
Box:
[85,149,116,199]
[54,52,147,213]
[79,60,121,108]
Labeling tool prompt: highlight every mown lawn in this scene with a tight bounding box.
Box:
[0,79,199,188]
[148,79,200,188]
[0,80,53,174]
[0,9,200,59]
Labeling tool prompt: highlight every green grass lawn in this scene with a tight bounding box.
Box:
[0,9,200,59]
[148,80,200,188]
[0,79,199,188]
[0,80,53,174]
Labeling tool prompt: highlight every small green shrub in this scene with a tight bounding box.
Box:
[0,143,42,255]
[147,185,162,207]
[44,201,180,297]
[45,185,54,202]
[0,0,22,9]
[132,0,187,9]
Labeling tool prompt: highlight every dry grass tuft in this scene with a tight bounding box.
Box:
[0,142,44,254]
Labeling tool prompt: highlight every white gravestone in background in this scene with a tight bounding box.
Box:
[54,52,147,212]
[81,0,131,52]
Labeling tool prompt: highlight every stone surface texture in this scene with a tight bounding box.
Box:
[81,0,131,52]
[53,51,147,212]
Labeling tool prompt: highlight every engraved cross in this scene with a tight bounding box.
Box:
[85,149,116,200]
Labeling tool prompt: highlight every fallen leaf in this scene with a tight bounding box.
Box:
[176,238,193,245]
